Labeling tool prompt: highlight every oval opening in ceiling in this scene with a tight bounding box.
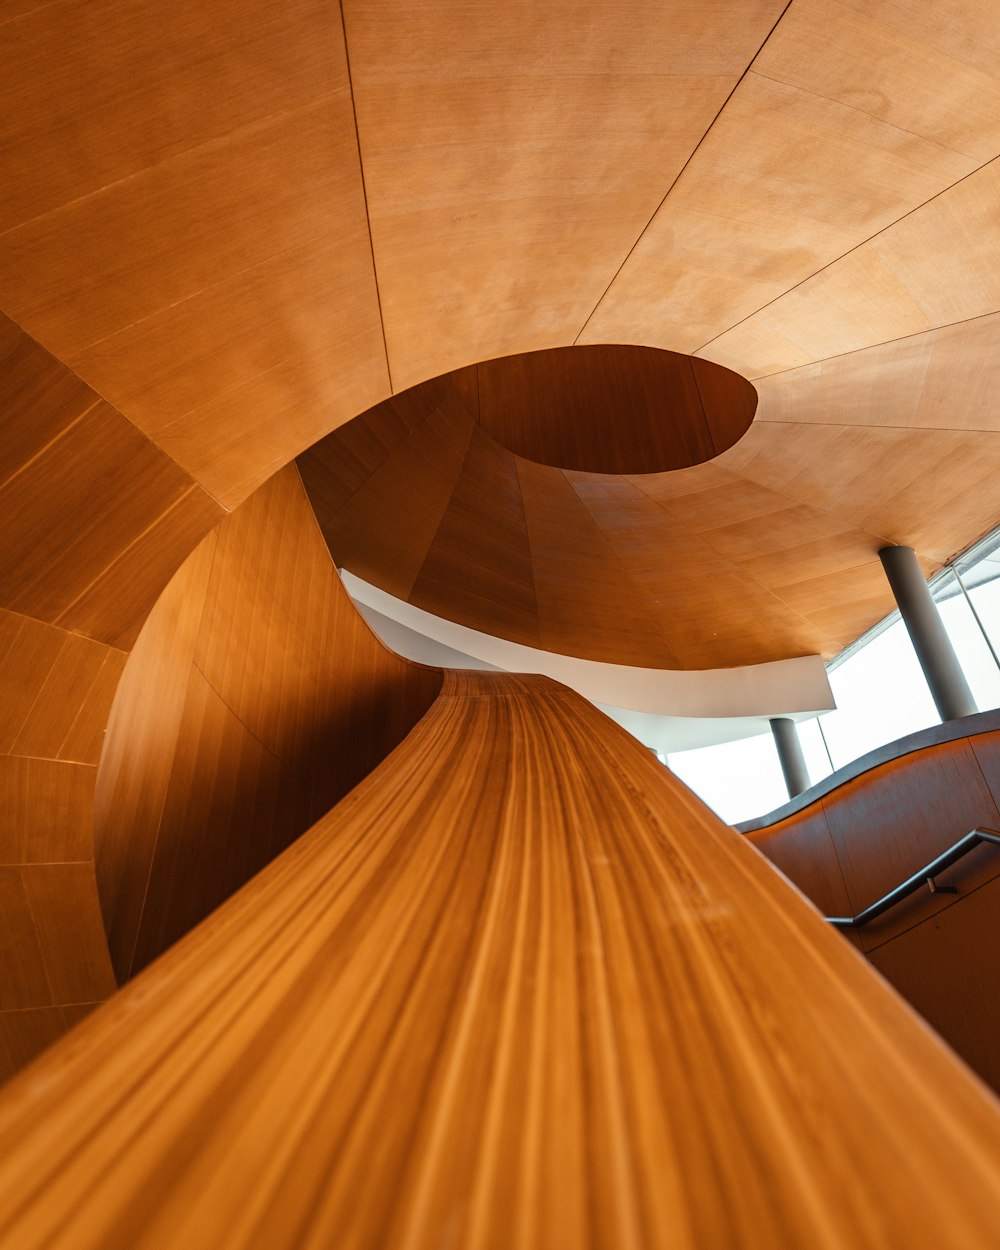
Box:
[475,343,756,475]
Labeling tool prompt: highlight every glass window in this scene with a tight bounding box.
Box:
[819,619,938,770]
[666,732,788,826]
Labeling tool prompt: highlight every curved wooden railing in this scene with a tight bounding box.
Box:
[0,672,999,1247]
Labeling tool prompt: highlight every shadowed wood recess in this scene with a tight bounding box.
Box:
[93,464,440,986]
[300,361,957,668]
[1,673,1000,1248]
[474,345,756,474]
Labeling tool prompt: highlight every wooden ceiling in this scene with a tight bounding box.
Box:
[2,0,1000,669]
[474,346,756,474]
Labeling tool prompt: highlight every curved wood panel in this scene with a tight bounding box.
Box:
[744,719,1000,1091]
[300,364,895,668]
[2,674,1000,1247]
[94,464,441,984]
[476,345,755,474]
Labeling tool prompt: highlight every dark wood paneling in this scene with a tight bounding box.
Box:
[94,464,441,983]
[821,740,1000,951]
[2,673,1000,1246]
[746,806,855,925]
[871,874,1000,1094]
[0,757,95,865]
[476,345,755,474]
[410,427,541,646]
[0,1004,98,1084]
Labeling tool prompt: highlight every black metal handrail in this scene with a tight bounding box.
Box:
[826,827,1000,929]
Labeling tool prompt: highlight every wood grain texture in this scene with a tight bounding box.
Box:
[0,0,388,509]
[304,364,920,667]
[94,464,441,984]
[343,0,786,389]
[746,727,1000,1086]
[475,346,755,474]
[584,0,1000,355]
[0,315,224,649]
[2,672,1000,1247]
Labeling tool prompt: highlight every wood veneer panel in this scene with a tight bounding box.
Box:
[515,457,681,667]
[820,739,1000,951]
[410,428,541,647]
[746,806,854,922]
[0,0,338,234]
[0,319,224,647]
[0,865,113,1011]
[0,758,95,865]
[95,464,441,983]
[0,1004,97,1088]
[93,533,218,984]
[0,610,125,766]
[0,3,386,509]
[870,874,1000,1094]
[127,666,296,978]
[344,0,785,388]
[475,345,754,474]
[586,0,1000,353]
[305,395,475,602]
[2,673,1000,1246]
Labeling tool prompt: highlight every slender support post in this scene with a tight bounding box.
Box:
[769,716,810,798]
[878,545,977,722]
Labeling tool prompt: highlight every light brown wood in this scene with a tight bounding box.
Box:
[94,464,441,984]
[3,672,1000,1247]
[343,0,786,389]
[584,0,1000,356]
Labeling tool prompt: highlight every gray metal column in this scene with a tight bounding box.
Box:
[769,717,810,799]
[878,545,977,722]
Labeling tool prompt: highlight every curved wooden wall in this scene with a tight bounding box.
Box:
[94,464,441,985]
[2,673,1000,1247]
[0,316,224,1079]
[300,364,903,667]
[746,722,1000,1091]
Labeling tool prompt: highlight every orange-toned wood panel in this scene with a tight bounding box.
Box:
[0,606,123,1079]
[0,315,224,650]
[94,464,441,984]
[870,873,1000,1095]
[301,380,475,602]
[746,805,854,926]
[584,0,1000,353]
[344,0,786,388]
[515,456,683,667]
[409,428,541,647]
[0,0,388,509]
[703,159,1000,379]
[475,345,756,474]
[2,672,1000,1246]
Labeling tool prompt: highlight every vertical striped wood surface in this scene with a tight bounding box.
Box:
[0,672,999,1248]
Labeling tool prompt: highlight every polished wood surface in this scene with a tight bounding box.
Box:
[746,725,1000,1088]
[476,346,755,474]
[4,1,1000,1221]
[3,672,1000,1247]
[94,464,440,983]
